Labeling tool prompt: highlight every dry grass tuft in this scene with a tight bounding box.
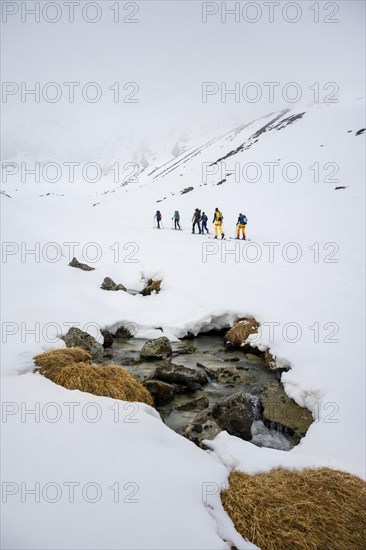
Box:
[225,318,260,349]
[34,350,153,405]
[34,347,92,374]
[221,468,366,550]
[45,362,153,404]
[140,279,162,296]
[263,349,276,368]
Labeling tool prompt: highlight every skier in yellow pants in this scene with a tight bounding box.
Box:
[236,213,247,239]
[212,208,225,239]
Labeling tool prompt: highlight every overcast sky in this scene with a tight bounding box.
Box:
[2,0,365,159]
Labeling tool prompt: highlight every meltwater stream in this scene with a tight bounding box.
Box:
[103,332,298,451]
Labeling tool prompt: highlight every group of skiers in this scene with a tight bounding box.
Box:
[154,208,247,239]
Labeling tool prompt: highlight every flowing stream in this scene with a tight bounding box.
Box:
[103,332,308,451]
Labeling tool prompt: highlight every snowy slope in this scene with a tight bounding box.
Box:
[1,97,365,549]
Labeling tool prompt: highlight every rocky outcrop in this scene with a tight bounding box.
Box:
[68,257,95,271]
[61,327,104,361]
[143,380,176,406]
[181,392,254,447]
[153,363,208,392]
[101,277,126,291]
[140,337,172,360]
[259,381,313,444]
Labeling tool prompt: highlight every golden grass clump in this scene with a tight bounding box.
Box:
[39,361,153,405]
[34,347,92,374]
[221,468,366,550]
[140,278,162,296]
[225,318,260,348]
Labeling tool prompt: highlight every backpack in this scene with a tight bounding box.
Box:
[156,210,161,221]
[216,211,223,222]
[239,214,247,225]
[202,214,208,223]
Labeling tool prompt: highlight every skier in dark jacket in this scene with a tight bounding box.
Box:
[154,210,162,229]
[192,208,201,234]
[172,210,181,230]
[201,212,209,234]
[236,213,247,239]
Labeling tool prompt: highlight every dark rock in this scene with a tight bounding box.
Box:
[212,392,254,440]
[101,277,126,291]
[154,363,208,391]
[68,257,95,271]
[180,186,194,195]
[259,381,313,444]
[182,332,195,340]
[101,329,114,348]
[355,128,365,136]
[175,394,209,412]
[140,337,172,360]
[115,325,134,339]
[181,392,254,448]
[61,327,104,360]
[143,380,176,406]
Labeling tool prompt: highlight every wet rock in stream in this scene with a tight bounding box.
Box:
[175,394,209,412]
[140,337,172,360]
[101,329,114,349]
[259,381,314,444]
[143,380,176,406]
[197,359,255,385]
[153,363,208,392]
[181,392,254,448]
